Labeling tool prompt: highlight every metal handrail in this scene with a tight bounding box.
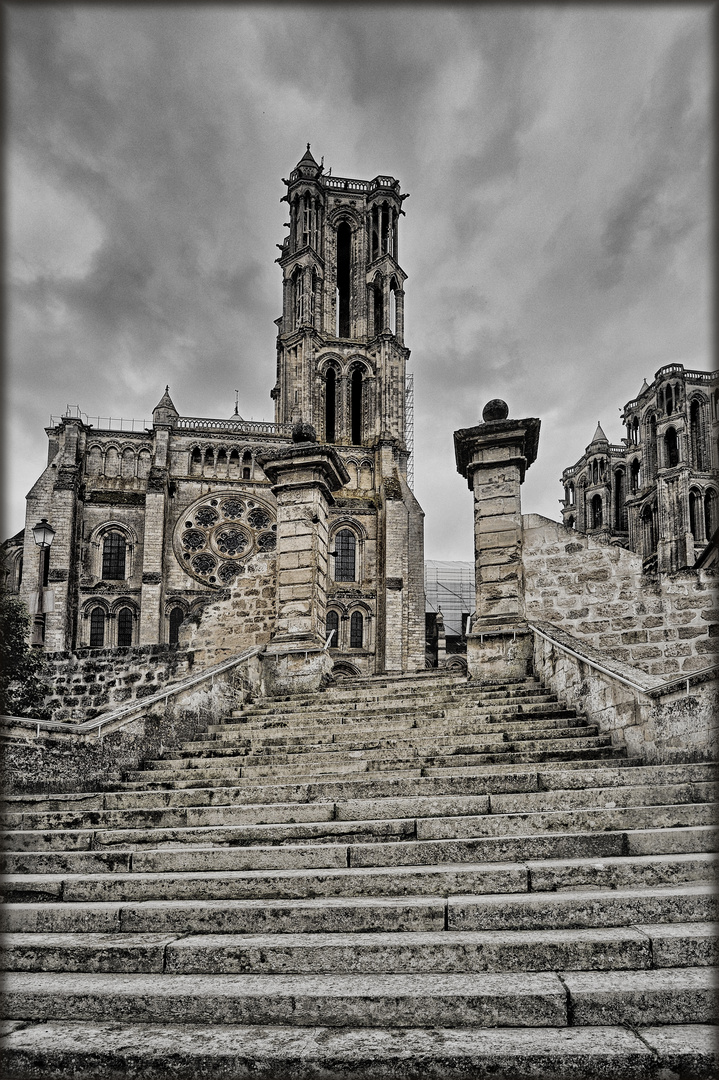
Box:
[529,622,717,700]
[0,645,264,740]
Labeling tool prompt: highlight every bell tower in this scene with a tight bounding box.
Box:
[273,146,410,454]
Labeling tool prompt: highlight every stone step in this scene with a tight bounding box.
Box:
[448,883,718,931]
[230,701,573,727]
[9,797,713,854]
[116,755,634,789]
[6,761,711,812]
[4,883,714,936]
[4,923,716,975]
[3,826,716,877]
[138,738,618,780]
[1,969,570,1027]
[5,967,716,1028]
[1,1021,716,1080]
[2,853,714,907]
[183,724,599,757]
[1,861,532,905]
[231,691,562,718]
[168,730,606,766]
[2,780,712,837]
[203,714,587,742]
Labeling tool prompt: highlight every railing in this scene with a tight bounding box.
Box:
[530,621,717,700]
[51,407,149,432]
[0,645,264,740]
[175,417,292,436]
[623,368,717,412]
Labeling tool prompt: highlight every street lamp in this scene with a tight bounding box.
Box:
[31,518,55,647]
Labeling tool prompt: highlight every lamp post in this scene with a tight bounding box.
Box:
[31,517,55,647]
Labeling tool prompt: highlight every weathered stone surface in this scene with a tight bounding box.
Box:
[563,967,717,1025]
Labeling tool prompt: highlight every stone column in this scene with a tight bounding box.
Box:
[258,424,349,695]
[454,398,540,682]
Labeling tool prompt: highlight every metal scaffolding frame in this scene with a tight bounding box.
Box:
[405,372,414,489]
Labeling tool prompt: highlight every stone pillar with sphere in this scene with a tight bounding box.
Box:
[454,399,540,682]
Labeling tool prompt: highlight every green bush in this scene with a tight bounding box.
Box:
[0,594,50,718]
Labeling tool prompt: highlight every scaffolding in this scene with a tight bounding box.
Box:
[424,560,475,638]
[405,372,414,489]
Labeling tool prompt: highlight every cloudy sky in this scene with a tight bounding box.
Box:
[6,3,711,560]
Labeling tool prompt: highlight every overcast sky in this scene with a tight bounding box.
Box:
[6,3,711,560]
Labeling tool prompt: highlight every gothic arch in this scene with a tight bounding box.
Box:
[88,521,138,581]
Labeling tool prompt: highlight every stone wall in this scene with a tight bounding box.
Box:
[523,514,717,678]
[179,552,277,669]
[533,623,718,764]
[40,644,197,723]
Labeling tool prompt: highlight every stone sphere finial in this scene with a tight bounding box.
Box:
[292,420,317,443]
[482,399,509,422]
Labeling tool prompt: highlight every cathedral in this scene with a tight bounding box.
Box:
[560,364,719,574]
[4,148,426,675]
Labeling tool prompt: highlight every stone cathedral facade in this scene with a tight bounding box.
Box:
[560,364,719,574]
[5,148,426,676]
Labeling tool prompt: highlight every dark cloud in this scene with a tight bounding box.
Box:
[5,4,711,563]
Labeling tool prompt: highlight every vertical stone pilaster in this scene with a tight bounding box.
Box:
[455,399,540,682]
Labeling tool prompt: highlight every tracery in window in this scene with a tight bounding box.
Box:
[89,607,105,648]
[350,610,363,649]
[117,607,134,647]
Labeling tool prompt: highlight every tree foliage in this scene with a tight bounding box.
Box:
[0,594,50,717]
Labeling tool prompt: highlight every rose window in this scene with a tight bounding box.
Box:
[216,528,249,556]
[175,492,277,587]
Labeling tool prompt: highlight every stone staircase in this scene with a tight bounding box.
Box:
[1,670,716,1079]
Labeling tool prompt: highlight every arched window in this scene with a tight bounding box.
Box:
[372,283,383,336]
[645,416,657,478]
[689,489,701,541]
[325,367,337,442]
[614,469,626,530]
[664,427,679,468]
[567,515,575,530]
[591,494,603,529]
[242,451,252,480]
[102,532,126,580]
[325,609,339,646]
[631,417,639,445]
[642,503,657,555]
[689,400,705,470]
[665,384,673,415]
[704,489,717,540]
[389,277,398,335]
[350,611,363,649]
[17,556,23,589]
[89,608,105,648]
[117,607,134,648]
[592,459,598,484]
[350,367,363,445]
[630,458,641,493]
[293,267,304,328]
[334,529,356,582]
[190,447,202,475]
[336,221,351,337]
[216,448,227,475]
[169,606,185,646]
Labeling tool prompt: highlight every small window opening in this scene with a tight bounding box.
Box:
[325,368,336,443]
[665,427,679,468]
[117,607,133,648]
[350,611,363,649]
[591,494,603,529]
[102,532,126,580]
[351,367,363,445]
[334,529,356,582]
[325,609,339,645]
[89,608,105,648]
[169,607,185,646]
[336,222,351,337]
